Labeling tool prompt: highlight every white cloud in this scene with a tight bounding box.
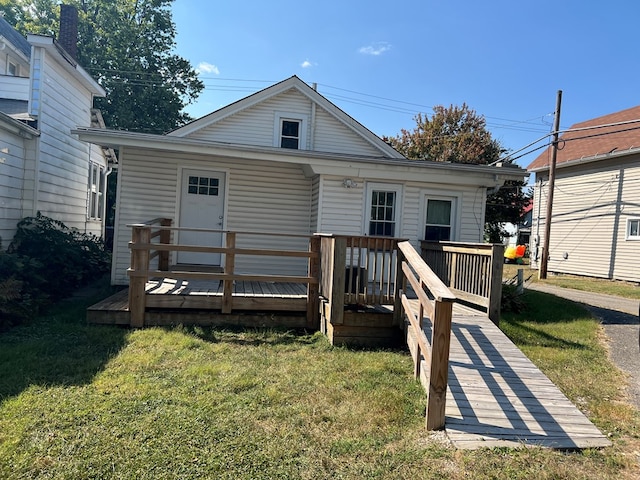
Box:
[196,62,220,75]
[301,60,314,68]
[358,42,391,56]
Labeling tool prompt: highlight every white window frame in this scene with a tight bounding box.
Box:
[626,218,640,240]
[364,183,403,237]
[419,191,461,242]
[273,112,308,150]
[87,163,106,221]
[7,59,18,76]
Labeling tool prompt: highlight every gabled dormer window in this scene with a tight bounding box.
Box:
[274,112,308,150]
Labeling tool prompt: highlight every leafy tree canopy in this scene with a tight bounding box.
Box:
[2,0,204,133]
[385,104,530,242]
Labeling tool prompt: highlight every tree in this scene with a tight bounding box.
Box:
[384,104,530,242]
[2,0,204,133]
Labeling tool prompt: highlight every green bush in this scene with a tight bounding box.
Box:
[0,214,110,328]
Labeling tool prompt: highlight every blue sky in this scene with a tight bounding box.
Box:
[172,0,639,168]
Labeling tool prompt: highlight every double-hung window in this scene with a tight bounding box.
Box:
[88,163,105,220]
[422,194,459,241]
[274,112,307,150]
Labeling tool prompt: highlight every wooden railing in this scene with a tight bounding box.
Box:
[318,235,403,326]
[396,241,455,430]
[420,241,504,325]
[128,219,320,328]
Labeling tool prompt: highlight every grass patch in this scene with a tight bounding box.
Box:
[503,263,640,300]
[0,280,639,478]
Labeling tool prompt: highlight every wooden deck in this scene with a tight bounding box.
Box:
[88,280,610,450]
[408,306,611,450]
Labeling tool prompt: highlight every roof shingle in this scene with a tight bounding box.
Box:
[527,105,640,170]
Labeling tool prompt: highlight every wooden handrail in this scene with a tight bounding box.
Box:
[396,240,455,431]
[420,241,504,325]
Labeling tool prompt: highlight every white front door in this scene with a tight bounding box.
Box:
[178,169,226,265]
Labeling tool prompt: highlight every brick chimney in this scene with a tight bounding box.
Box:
[58,4,78,60]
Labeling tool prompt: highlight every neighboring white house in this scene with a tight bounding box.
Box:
[74,75,527,285]
[0,8,115,244]
[528,105,640,282]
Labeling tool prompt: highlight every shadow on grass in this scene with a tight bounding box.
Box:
[500,291,596,349]
[0,279,129,401]
[177,325,326,347]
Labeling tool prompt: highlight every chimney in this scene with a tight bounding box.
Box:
[58,4,78,60]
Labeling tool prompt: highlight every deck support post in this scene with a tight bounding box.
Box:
[222,232,236,314]
[488,243,504,325]
[329,237,346,325]
[393,249,405,326]
[426,299,453,430]
[129,225,150,328]
[158,218,172,271]
[306,236,321,329]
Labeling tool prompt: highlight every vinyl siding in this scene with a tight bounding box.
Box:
[186,89,387,157]
[530,155,640,282]
[113,147,313,284]
[317,176,485,247]
[0,127,27,242]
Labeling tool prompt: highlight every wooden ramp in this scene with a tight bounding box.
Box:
[434,311,611,450]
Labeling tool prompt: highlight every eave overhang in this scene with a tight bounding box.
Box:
[73,127,527,187]
[528,146,640,174]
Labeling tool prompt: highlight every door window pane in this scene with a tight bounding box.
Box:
[369,190,396,236]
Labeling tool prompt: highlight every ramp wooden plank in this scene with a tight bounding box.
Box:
[442,313,611,450]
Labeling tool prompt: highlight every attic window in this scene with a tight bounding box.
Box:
[281,120,300,149]
[274,112,308,150]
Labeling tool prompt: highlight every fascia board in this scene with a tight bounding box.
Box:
[529,147,640,173]
[27,34,105,97]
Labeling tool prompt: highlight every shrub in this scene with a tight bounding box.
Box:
[1,214,110,327]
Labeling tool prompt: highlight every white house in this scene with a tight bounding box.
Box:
[74,76,526,285]
[0,7,115,244]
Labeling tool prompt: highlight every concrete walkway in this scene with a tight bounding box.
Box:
[525,283,640,410]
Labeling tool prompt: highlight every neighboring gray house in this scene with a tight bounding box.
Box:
[0,7,115,244]
[75,76,526,285]
[528,105,640,282]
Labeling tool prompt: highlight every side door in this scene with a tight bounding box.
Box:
[177,169,226,265]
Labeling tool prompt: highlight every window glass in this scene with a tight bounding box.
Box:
[188,176,219,196]
[369,190,396,236]
[88,163,105,220]
[628,219,640,239]
[425,199,452,241]
[280,120,300,149]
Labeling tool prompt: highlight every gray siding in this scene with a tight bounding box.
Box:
[530,155,640,282]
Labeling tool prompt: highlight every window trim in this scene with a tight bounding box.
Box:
[273,112,308,150]
[363,182,403,237]
[626,218,640,240]
[7,59,18,76]
[419,190,461,242]
[87,163,106,221]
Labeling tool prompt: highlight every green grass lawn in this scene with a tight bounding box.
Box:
[503,262,640,300]
[0,281,639,479]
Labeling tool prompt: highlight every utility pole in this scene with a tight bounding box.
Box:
[539,90,562,279]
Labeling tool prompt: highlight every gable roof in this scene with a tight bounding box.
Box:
[169,75,404,159]
[0,16,31,59]
[528,105,640,171]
